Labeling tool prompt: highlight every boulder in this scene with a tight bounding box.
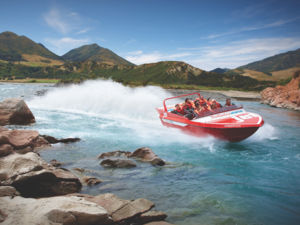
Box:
[0,144,14,157]
[129,147,165,166]
[261,70,300,111]
[100,159,137,168]
[0,152,82,197]
[0,195,112,225]
[0,98,35,125]
[0,129,39,149]
[98,150,131,159]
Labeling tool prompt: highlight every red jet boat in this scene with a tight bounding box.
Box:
[156,92,264,142]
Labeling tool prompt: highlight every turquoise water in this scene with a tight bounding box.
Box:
[1,81,300,225]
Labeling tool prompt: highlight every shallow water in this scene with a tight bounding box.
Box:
[1,80,300,225]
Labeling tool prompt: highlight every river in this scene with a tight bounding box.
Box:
[1,80,300,225]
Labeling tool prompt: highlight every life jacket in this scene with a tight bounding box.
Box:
[183,102,193,110]
[215,102,222,108]
[175,107,185,115]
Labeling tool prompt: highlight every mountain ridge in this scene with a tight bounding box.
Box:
[62,43,134,66]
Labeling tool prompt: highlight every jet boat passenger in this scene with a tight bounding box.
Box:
[211,99,222,110]
[225,98,234,107]
[171,104,185,115]
[183,98,197,120]
[194,100,203,116]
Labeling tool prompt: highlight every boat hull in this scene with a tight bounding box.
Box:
[160,118,260,142]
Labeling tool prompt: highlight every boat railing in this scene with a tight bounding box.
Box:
[163,92,201,112]
[194,105,243,119]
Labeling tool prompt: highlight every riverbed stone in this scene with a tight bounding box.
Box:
[100,158,137,168]
[139,210,168,224]
[41,135,81,144]
[144,222,174,225]
[81,176,102,186]
[0,98,35,125]
[98,150,132,159]
[129,147,165,166]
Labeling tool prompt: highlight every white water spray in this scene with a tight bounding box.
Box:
[29,79,215,147]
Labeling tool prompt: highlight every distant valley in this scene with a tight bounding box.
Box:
[0,31,299,91]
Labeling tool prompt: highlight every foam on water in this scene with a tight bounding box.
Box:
[248,123,278,142]
[29,79,217,147]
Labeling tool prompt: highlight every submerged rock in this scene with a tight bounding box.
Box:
[100,159,137,168]
[0,152,82,197]
[129,147,165,166]
[81,176,102,186]
[0,98,35,125]
[41,135,81,144]
[98,147,166,166]
[139,211,168,224]
[98,150,131,159]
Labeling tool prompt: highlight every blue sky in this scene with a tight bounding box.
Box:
[1,0,300,70]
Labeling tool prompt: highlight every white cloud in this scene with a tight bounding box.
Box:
[44,8,70,34]
[43,7,91,35]
[184,37,300,70]
[125,50,192,65]
[204,17,300,39]
[126,37,300,70]
[76,28,90,34]
[44,37,90,55]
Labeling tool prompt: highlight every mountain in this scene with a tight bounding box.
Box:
[239,48,300,73]
[62,44,134,66]
[0,31,63,66]
[210,68,230,74]
[234,48,300,82]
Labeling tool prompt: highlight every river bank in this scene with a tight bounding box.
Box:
[1,79,261,101]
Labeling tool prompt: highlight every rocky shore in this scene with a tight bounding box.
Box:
[261,70,300,111]
[0,98,173,225]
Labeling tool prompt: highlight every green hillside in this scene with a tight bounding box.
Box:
[0,31,61,62]
[62,44,133,66]
[239,48,300,73]
[0,60,274,91]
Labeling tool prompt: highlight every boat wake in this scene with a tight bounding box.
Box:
[248,123,278,141]
[29,79,216,147]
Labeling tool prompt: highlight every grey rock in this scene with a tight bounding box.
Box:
[100,159,137,168]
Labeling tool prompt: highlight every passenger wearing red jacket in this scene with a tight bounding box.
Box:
[171,104,185,115]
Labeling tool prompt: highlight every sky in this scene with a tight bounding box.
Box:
[1,0,300,70]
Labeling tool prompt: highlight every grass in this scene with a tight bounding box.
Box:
[0,78,60,83]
